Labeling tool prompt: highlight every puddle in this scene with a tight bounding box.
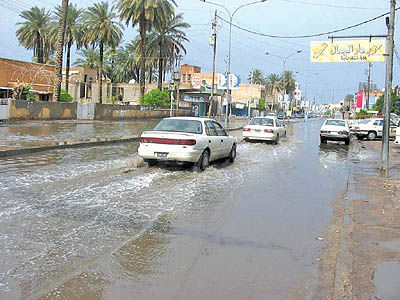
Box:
[372,262,400,300]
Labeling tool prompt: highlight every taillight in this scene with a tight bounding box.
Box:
[264,129,274,133]
[339,131,349,135]
[140,137,196,146]
[243,128,251,132]
[320,130,327,133]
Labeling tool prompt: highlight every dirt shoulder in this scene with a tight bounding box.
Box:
[314,140,400,299]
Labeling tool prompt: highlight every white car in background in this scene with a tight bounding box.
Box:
[354,118,398,140]
[138,117,237,171]
[320,119,351,145]
[242,117,286,144]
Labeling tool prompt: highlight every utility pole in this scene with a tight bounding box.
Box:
[248,69,253,118]
[208,10,217,118]
[381,0,396,176]
[366,62,372,109]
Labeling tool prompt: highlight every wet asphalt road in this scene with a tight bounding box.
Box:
[0,119,364,299]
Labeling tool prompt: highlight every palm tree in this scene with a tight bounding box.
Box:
[265,73,281,95]
[280,70,296,95]
[82,2,123,104]
[16,6,52,63]
[53,4,83,92]
[117,0,177,97]
[248,69,265,85]
[74,48,100,69]
[148,13,190,90]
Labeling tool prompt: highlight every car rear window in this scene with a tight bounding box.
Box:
[249,118,274,126]
[325,120,346,126]
[154,119,203,134]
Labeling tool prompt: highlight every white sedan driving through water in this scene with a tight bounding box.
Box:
[320,119,351,145]
[242,117,286,144]
[138,117,237,170]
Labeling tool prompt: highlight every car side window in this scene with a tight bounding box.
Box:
[212,121,228,136]
[373,120,383,126]
[205,121,218,136]
[275,119,281,127]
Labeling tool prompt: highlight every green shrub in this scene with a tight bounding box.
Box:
[356,109,372,119]
[59,89,73,102]
[141,89,170,106]
[257,97,265,111]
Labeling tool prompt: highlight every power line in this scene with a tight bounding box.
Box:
[278,0,386,10]
[217,8,400,39]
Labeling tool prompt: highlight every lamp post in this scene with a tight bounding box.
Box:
[201,0,267,127]
[265,50,302,73]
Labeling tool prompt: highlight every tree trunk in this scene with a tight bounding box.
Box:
[139,13,146,97]
[53,0,69,102]
[158,42,163,90]
[36,32,43,63]
[149,65,152,84]
[99,41,104,104]
[65,39,72,92]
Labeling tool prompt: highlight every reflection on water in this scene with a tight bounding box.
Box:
[0,120,160,149]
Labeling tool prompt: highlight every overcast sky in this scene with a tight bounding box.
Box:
[0,0,397,103]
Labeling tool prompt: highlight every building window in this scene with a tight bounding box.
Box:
[188,74,192,82]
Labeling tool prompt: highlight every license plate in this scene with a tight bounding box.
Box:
[156,152,168,159]
[255,129,261,132]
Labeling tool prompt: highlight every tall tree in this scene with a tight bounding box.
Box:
[248,69,265,85]
[265,73,281,95]
[53,4,83,92]
[148,13,190,90]
[117,0,177,97]
[280,70,296,95]
[16,6,52,64]
[82,2,123,104]
[53,0,69,102]
[74,48,100,69]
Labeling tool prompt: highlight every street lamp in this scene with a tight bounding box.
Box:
[201,0,267,127]
[264,50,302,73]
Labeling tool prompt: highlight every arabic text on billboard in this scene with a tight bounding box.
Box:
[310,40,386,63]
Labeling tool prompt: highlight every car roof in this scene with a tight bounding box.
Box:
[253,116,276,119]
[164,117,215,122]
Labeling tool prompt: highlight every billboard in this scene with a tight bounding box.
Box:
[191,76,201,89]
[356,92,364,111]
[310,40,386,63]
[217,74,240,90]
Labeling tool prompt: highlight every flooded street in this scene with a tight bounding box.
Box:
[0,119,364,299]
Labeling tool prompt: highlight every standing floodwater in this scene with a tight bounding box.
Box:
[0,120,368,299]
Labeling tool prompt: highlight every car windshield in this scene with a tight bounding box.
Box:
[249,118,274,126]
[154,119,203,134]
[359,119,371,124]
[325,120,346,127]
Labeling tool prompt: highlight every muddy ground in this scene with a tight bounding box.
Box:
[315,140,400,299]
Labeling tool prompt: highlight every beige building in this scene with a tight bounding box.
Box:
[62,67,169,105]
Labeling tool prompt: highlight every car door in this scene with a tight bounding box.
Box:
[204,121,222,160]
[390,120,397,137]
[274,119,284,136]
[213,121,232,157]
[373,119,384,136]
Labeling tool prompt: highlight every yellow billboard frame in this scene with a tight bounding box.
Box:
[310,40,386,63]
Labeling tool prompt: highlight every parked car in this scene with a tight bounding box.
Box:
[353,118,397,140]
[277,112,286,119]
[320,119,351,145]
[242,117,286,144]
[266,112,277,117]
[138,117,237,171]
[395,126,400,145]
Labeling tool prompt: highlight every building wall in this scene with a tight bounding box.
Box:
[231,84,265,103]
[180,64,201,84]
[0,57,55,100]
[9,100,76,120]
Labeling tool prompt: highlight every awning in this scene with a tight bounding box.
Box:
[29,89,51,94]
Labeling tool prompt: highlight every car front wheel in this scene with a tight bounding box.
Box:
[144,159,158,167]
[320,136,327,144]
[345,137,350,145]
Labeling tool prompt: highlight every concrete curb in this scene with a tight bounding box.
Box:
[0,136,140,158]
